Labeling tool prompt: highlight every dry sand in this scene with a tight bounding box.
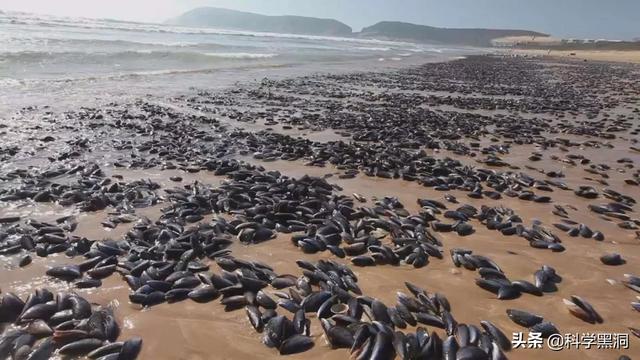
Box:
[491,35,640,64]
[501,48,640,65]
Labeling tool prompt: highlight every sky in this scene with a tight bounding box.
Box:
[2,0,639,40]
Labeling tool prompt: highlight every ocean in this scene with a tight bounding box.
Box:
[0,11,475,115]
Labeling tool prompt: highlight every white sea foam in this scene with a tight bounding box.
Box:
[0,78,23,86]
[357,47,391,51]
[204,52,277,59]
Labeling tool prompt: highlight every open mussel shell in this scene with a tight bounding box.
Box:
[330,303,349,315]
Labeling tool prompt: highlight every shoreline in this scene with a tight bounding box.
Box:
[1,55,639,360]
[0,51,473,119]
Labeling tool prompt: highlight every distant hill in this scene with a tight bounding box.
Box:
[167,8,547,46]
[359,21,547,46]
[166,7,352,36]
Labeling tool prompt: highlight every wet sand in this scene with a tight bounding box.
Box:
[1,55,640,360]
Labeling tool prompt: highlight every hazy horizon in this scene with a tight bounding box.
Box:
[2,0,639,40]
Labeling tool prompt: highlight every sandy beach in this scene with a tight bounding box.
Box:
[491,36,640,64]
[1,52,640,360]
[503,49,640,65]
